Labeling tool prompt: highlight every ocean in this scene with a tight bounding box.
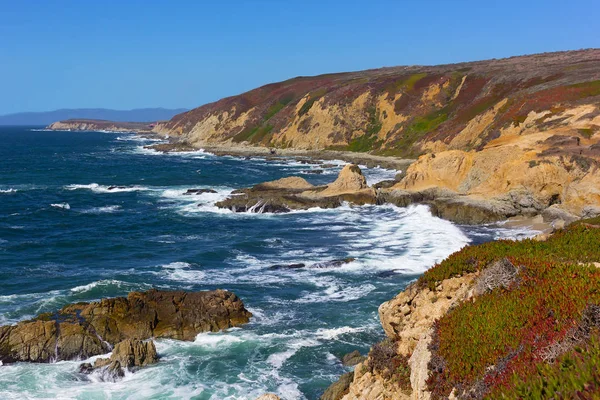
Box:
[0,127,538,399]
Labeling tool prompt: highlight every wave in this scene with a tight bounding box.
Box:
[50,202,70,209]
[0,188,17,194]
[157,262,206,284]
[115,135,164,142]
[79,205,122,214]
[65,183,149,193]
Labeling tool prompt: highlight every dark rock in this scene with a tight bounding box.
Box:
[0,289,251,364]
[373,179,397,189]
[320,371,354,400]
[107,186,130,190]
[302,169,324,174]
[183,188,218,195]
[341,350,366,366]
[311,258,356,269]
[268,263,306,270]
[78,363,94,374]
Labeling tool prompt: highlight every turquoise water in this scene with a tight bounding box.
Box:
[0,127,538,399]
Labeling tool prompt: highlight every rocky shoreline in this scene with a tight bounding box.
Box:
[0,289,251,380]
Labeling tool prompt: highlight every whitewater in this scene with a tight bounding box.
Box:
[0,127,539,399]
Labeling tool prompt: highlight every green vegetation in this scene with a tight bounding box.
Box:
[419,222,600,290]
[416,220,600,398]
[346,106,383,152]
[368,338,412,391]
[391,108,449,157]
[579,128,594,139]
[298,88,327,117]
[387,73,428,95]
[233,96,293,143]
[568,79,600,98]
[496,334,600,399]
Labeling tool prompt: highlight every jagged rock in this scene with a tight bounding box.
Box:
[216,165,377,213]
[0,289,251,364]
[83,339,158,380]
[183,188,218,195]
[216,164,377,213]
[312,258,356,269]
[342,350,366,366]
[255,395,281,400]
[317,164,369,196]
[268,263,306,270]
[321,371,354,400]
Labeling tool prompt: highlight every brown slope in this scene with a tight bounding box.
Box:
[154,49,600,157]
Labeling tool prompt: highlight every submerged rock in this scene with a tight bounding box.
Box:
[0,289,251,364]
[183,188,218,195]
[311,258,356,269]
[268,263,306,270]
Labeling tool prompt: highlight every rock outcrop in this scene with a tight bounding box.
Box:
[216,164,377,213]
[255,395,281,400]
[323,274,478,400]
[79,338,158,381]
[0,289,252,364]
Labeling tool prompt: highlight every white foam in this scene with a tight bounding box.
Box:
[0,188,17,194]
[79,205,122,214]
[158,262,206,283]
[65,183,149,193]
[50,203,70,210]
[69,279,126,293]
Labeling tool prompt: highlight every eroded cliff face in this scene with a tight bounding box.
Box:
[338,274,477,400]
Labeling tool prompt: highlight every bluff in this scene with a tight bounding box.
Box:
[47,119,158,133]
[151,49,600,217]
[322,218,600,399]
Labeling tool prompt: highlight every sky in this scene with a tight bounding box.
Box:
[1,0,598,115]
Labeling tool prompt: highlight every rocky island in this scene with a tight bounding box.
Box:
[0,289,251,379]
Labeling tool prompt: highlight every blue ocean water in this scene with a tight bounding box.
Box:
[0,127,538,399]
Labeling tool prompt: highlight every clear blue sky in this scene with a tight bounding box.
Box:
[1,0,598,114]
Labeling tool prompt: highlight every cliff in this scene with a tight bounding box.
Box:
[324,218,600,399]
[150,49,600,217]
[47,119,158,133]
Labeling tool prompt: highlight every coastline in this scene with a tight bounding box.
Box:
[149,141,416,171]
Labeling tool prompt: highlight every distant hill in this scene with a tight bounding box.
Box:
[0,108,188,125]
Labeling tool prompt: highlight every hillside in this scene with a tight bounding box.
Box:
[0,108,187,125]
[153,49,600,217]
[325,218,600,400]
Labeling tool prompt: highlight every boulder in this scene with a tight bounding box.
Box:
[318,164,368,196]
[0,289,251,364]
[84,339,158,381]
[321,371,354,400]
[183,188,218,195]
[342,350,366,366]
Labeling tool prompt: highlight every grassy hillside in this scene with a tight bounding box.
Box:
[156,49,600,158]
[376,218,600,399]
